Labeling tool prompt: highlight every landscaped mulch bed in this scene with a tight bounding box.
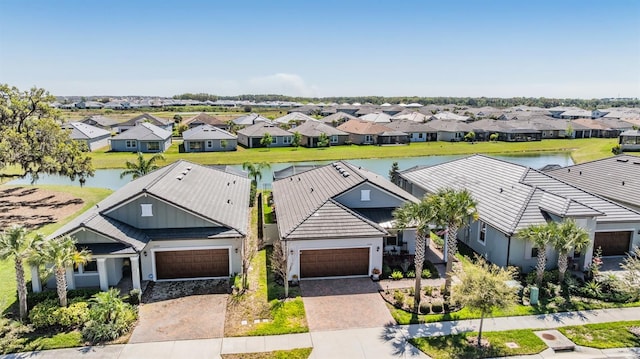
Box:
[379,284,459,314]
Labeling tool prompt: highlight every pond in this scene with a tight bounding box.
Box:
[8,152,573,190]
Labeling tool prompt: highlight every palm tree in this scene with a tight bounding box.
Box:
[119,152,165,179]
[431,188,479,295]
[552,219,590,283]
[393,198,435,312]
[31,235,92,307]
[516,222,557,287]
[242,161,270,186]
[0,226,42,320]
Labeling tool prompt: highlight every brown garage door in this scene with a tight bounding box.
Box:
[300,248,369,278]
[594,231,632,256]
[155,249,229,280]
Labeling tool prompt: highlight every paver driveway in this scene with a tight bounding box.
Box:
[300,278,394,331]
[129,280,228,343]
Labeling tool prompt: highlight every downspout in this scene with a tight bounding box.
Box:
[506,236,512,266]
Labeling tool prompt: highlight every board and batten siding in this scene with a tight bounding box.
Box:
[106,196,219,229]
[334,183,407,209]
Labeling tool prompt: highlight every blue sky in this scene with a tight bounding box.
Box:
[1,0,639,98]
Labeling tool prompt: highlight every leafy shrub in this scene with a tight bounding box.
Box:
[27,288,100,309]
[391,270,404,280]
[393,290,405,307]
[406,270,416,278]
[29,299,89,329]
[0,318,32,354]
[525,270,559,287]
[544,282,562,298]
[382,265,393,279]
[408,287,415,297]
[612,145,622,155]
[421,269,432,279]
[82,289,137,343]
[128,289,141,305]
[424,286,434,296]
[431,301,444,313]
[584,280,602,298]
[419,303,430,314]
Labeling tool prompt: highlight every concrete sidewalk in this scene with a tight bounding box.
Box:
[3,307,640,359]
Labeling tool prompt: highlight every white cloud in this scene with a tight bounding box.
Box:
[247,73,319,97]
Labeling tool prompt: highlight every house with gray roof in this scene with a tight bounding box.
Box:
[271,161,418,279]
[182,124,237,152]
[548,155,640,212]
[337,119,408,145]
[110,122,172,153]
[274,112,316,126]
[236,122,292,148]
[184,112,229,130]
[32,161,250,293]
[289,120,349,147]
[319,112,358,127]
[385,119,437,142]
[232,113,271,127]
[62,122,111,151]
[619,130,640,151]
[426,119,472,142]
[117,113,173,133]
[359,112,392,123]
[399,155,640,270]
[81,115,119,131]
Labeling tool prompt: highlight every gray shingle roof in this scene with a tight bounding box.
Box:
[319,112,358,124]
[63,122,111,140]
[184,112,227,127]
[359,112,392,123]
[547,155,640,210]
[385,119,436,133]
[111,122,172,141]
[290,120,348,137]
[274,112,316,124]
[400,155,639,236]
[81,115,118,127]
[182,124,236,141]
[232,113,271,126]
[272,161,417,240]
[120,113,172,127]
[237,122,291,137]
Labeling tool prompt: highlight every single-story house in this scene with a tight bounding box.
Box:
[399,155,640,271]
[426,119,472,142]
[81,115,119,132]
[273,112,316,127]
[385,119,437,142]
[110,122,172,153]
[390,112,429,123]
[619,130,640,151]
[182,124,237,152]
[272,161,419,280]
[117,113,174,133]
[232,113,272,127]
[32,161,250,293]
[319,112,358,127]
[62,122,112,151]
[75,101,104,109]
[547,155,640,212]
[571,119,620,138]
[359,112,392,123]
[184,113,229,130]
[337,119,408,145]
[289,120,349,147]
[236,122,293,148]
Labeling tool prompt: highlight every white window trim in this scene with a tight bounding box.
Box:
[125,140,137,148]
[330,135,339,144]
[478,222,487,246]
[74,261,98,276]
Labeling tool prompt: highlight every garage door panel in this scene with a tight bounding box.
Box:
[594,231,631,256]
[300,248,369,278]
[156,249,229,280]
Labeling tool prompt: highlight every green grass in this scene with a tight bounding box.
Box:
[22,330,84,351]
[262,191,274,224]
[88,138,618,169]
[559,321,640,349]
[220,347,312,359]
[409,329,547,359]
[246,297,308,336]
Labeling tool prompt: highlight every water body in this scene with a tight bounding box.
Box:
[8,153,573,191]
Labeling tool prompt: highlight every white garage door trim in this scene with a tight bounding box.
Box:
[295,245,374,280]
[151,245,233,281]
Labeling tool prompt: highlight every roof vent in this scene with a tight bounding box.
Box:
[617,159,629,163]
[227,199,232,204]
[182,170,188,175]
[310,187,314,192]
[186,166,192,171]
[500,188,503,193]
[579,171,582,175]
[634,162,640,165]
[622,181,625,186]
[342,172,350,178]
[176,175,184,180]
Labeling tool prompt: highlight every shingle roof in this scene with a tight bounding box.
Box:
[237,122,291,137]
[81,115,118,127]
[319,112,358,124]
[232,113,271,126]
[390,112,429,122]
[274,112,316,124]
[182,124,236,140]
[401,155,640,236]
[290,120,348,137]
[359,112,392,123]
[184,112,227,127]
[120,113,172,127]
[547,155,640,210]
[426,119,473,132]
[63,122,111,140]
[336,119,394,135]
[112,122,172,141]
[273,161,417,240]
[385,119,436,133]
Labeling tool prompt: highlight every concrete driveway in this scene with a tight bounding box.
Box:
[300,278,394,332]
[129,280,228,343]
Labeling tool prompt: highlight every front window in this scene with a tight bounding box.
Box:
[331,135,339,144]
[364,135,373,143]
[283,136,292,144]
[479,222,486,244]
[207,140,213,148]
[190,142,203,150]
[125,140,136,148]
[74,260,98,274]
[146,142,160,151]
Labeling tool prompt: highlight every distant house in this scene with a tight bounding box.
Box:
[619,130,640,151]
[117,113,173,133]
[571,119,620,138]
[289,120,349,147]
[337,119,408,145]
[560,109,593,120]
[182,124,237,152]
[62,122,111,151]
[319,112,358,127]
[385,119,437,142]
[183,113,229,130]
[273,112,316,127]
[390,111,429,123]
[427,119,472,142]
[81,115,119,132]
[237,122,293,148]
[110,122,172,153]
[75,101,104,109]
[430,111,470,122]
[359,112,392,123]
[232,113,271,127]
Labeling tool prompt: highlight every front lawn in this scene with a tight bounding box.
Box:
[559,321,640,349]
[214,347,313,359]
[409,329,547,359]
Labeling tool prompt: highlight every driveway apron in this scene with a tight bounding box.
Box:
[300,278,394,331]
[129,280,228,343]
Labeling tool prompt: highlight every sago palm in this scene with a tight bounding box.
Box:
[393,198,435,312]
[120,152,165,179]
[0,226,43,320]
[31,235,92,307]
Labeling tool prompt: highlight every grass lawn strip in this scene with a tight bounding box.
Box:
[215,347,314,359]
[558,320,640,349]
[410,329,547,359]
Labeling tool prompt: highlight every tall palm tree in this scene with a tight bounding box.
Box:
[31,235,92,307]
[516,222,557,287]
[242,161,270,186]
[431,188,479,295]
[552,219,590,283]
[119,152,165,179]
[393,198,435,312]
[0,226,42,320]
